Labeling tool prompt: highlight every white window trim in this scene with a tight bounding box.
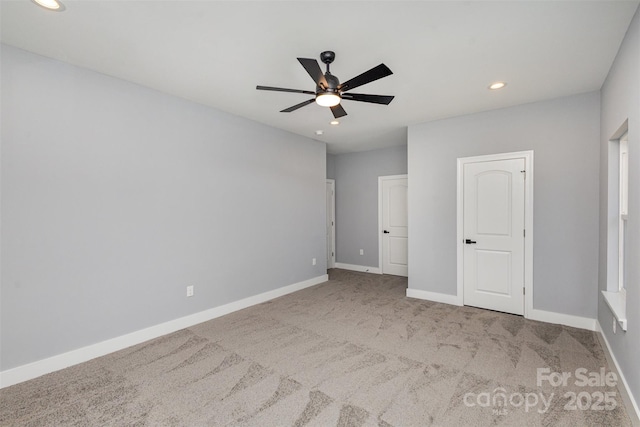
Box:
[603,129,628,331]
[618,132,628,294]
[602,291,627,330]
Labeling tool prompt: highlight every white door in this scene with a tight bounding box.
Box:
[463,159,525,315]
[326,180,335,269]
[381,176,408,276]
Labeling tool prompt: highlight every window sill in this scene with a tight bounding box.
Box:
[602,290,627,331]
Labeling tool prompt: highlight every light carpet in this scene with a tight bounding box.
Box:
[0,269,632,426]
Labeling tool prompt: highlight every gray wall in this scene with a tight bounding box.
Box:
[1,45,327,370]
[326,153,336,180]
[599,8,640,409]
[408,91,600,318]
[333,145,407,267]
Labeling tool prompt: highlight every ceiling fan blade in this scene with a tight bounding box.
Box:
[280,98,316,113]
[257,85,315,95]
[331,104,347,118]
[298,58,328,89]
[341,93,394,105]
[339,64,393,92]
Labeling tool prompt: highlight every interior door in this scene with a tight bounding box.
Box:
[463,159,525,315]
[381,177,408,276]
[326,180,335,269]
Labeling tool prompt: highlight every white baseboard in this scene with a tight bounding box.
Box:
[0,274,328,389]
[405,289,596,331]
[334,262,381,274]
[528,308,596,331]
[406,288,463,306]
[596,321,640,423]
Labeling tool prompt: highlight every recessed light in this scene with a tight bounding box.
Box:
[489,82,507,90]
[31,0,65,11]
[315,130,324,136]
[330,120,340,126]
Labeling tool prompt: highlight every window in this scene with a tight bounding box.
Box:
[618,131,628,295]
[602,128,628,331]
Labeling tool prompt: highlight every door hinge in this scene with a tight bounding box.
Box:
[523,287,526,295]
[523,229,526,237]
[521,170,526,180]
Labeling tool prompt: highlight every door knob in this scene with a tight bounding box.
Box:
[383,230,390,234]
[465,239,477,244]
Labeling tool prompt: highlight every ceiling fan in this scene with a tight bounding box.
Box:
[256,51,394,119]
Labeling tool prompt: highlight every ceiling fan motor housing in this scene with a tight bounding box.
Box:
[320,74,340,93]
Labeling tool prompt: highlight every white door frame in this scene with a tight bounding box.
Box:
[456,151,533,317]
[378,174,408,275]
[327,179,336,269]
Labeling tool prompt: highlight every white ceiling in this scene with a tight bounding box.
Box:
[1,1,638,153]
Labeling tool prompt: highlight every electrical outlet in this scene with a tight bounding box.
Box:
[312,258,316,266]
[613,318,617,334]
[187,285,194,297]
[359,249,364,255]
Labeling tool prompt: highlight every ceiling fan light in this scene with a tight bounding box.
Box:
[31,0,65,11]
[316,93,341,107]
